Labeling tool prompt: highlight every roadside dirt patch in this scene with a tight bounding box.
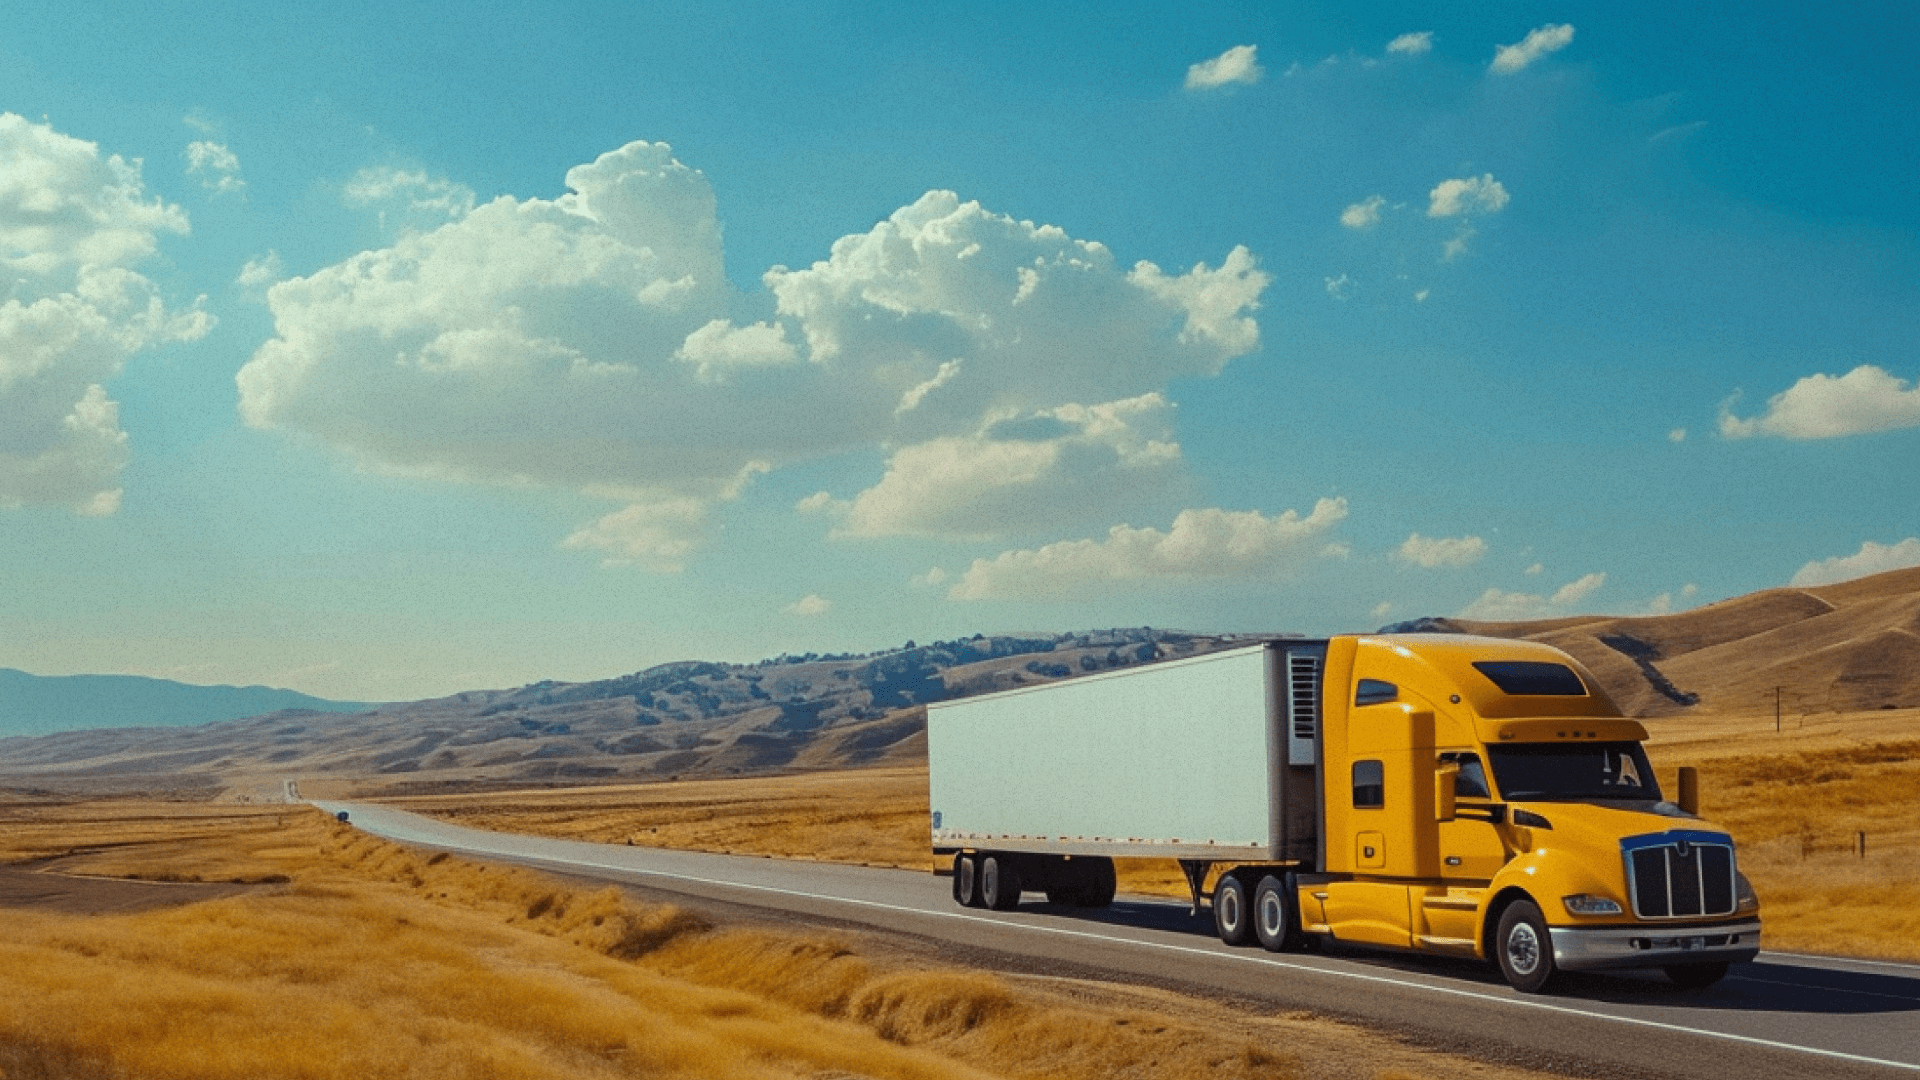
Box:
[0,863,258,915]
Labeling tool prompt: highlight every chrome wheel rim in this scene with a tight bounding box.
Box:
[1259,892,1284,936]
[1506,922,1541,976]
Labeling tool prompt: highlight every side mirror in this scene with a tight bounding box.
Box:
[1435,761,1458,823]
[1676,766,1699,816]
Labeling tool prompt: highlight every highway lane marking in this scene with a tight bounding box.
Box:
[1762,951,1920,976]
[1728,972,1920,1004]
[340,811,1920,1076]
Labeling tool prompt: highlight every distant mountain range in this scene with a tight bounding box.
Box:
[0,669,371,739]
[0,629,1263,790]
[2,565,1916,794]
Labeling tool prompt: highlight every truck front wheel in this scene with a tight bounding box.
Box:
[1253,875,1301,952]
[982,855,1023,911]
[1495,900,1560,993]
[1214,872,1254,946]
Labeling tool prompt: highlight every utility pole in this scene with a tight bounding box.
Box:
[1775,686,1782,733]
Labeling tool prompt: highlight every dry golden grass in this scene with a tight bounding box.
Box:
[0,799,1576,1080]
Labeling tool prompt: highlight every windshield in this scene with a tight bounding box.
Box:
[1487,741,1662,802]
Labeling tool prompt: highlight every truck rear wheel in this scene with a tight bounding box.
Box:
[1214,871,1255,946]
[953,853,981,908]
[982,854,1023,911]
[1495,900,1560,993]
[1253,874,1301,952]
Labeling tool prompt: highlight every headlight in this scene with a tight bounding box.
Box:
[1563,894,1623,916]
[1736,871,1759,912]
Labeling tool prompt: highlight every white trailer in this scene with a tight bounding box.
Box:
[927,641,1326,910]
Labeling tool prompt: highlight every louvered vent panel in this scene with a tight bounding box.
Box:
[1287,652,1319,766]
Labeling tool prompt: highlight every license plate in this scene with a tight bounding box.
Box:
[1680,936,1705,951]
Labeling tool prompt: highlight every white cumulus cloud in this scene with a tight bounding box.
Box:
[238,144,1269,566]
[1340,195,1386,229]
[1428,174,1510,217]
[948,498,1349,601]
[1396,533,1487,568]
[1791,539,1920,587]
[1186,45,1264,90]
[1719,365,1920,440]
[560,496,709,571]
[1387,32,1434,56]
[0,113,211,514]
[839,393,1183,539]
[1491,24,1574,74]
[1459,571,1606,621]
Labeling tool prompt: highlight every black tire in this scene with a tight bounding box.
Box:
[1214,871,1255,946]
[1253,874,1301,952]
[1073,857,1116,908]
[1044,857,1078,905]
[1665,962,1729,990]
[1495,899,1559,993]
[953,853,981,908]
[982,854,1022,911]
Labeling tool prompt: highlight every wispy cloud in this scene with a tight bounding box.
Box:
[1719,365,1920,440]
[1386,32,1433,57]
[1791,539,1920,587]
[1186,45,1263,90]
[1491,24,1575,74]
[1395,533,1487,568]
[1459,571,1605,620]
[185,139,245,195]
[784,593,831,616]
[949,499,1348,600]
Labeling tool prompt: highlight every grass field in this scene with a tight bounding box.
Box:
[0,798,1578,1080]
[387,705,1920,962]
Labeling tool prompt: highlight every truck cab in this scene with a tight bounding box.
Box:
[1301,634,1761,991]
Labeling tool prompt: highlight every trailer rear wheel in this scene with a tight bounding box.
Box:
[1253,874,1301,952]
[1214,871,1255,946]
[1072,857,1116,908]
[982,855,1023,911]
[953,853,981,908]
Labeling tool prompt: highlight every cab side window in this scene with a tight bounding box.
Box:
[1352,760,1385,809]
[1440,751,1490,799]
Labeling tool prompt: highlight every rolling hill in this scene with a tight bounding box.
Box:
[1402,564,1920,717]
[0,629,1267,793]
[2,564,1916,796]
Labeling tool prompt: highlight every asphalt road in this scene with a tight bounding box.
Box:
[316,801,1920,1080]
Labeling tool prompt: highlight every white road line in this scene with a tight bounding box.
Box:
[1761,951,1920,976]
[427,834,1920,1075]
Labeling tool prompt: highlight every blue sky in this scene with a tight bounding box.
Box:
[3,1,1916,701]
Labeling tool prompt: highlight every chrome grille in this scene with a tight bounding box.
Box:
[1624,834,1736,919]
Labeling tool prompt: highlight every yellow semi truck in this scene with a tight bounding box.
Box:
[928,634,1761,992]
